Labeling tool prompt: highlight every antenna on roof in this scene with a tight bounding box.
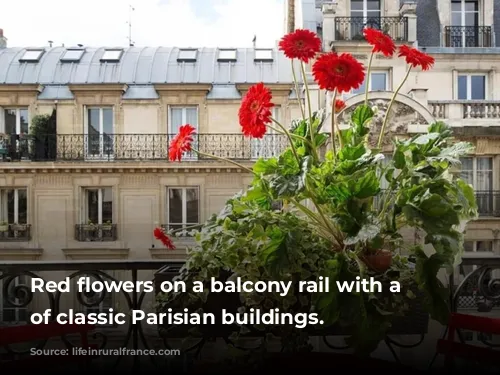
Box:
[48,40,53,48]
[252,35,256,48]
[127,5,135,46]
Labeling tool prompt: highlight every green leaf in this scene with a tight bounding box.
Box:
[352,170,380,199]
[351,104,374,129]
[253,158,278,174]
[344,223,381,245]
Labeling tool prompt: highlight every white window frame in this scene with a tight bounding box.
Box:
[19,49,44,62]
[350,0,382,18]
[166,186,200,234]
[60,49,85,62]
[460,156,492,188]
[0,276,29,325]
[81,187,113,225]
[345,70,389,98]
[178,49,198,61]
[0,188,27,224]
[83,106,114,161]
[101,49,123,62]
[451,0,481,27]
[0,107,29,134]
[168,106,199,161]
[255,49,273,61]
[456,73,487,100]
[218,49,237,61]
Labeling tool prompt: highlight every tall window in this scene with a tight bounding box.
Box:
[352,70,388,95]
[169,107,198,160]
[83,187,113,224]
[252,106,281,159]
[450,0,480,47]
[0,188,27,224]
[1,276,29,325]
[167,187,199,234]
[457,74,486,100]
[2,108,29,135]
[451,0,479,28]
[350,0,381,18]
[85,107,113,160]
[460,157,492,190]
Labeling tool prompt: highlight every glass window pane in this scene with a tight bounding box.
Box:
[86,189,99,223]
[185,107,198,127]
[4,109,16,134]
[477,157,492,170]
[17,189,27,224]
[451,1,462,12]
[352,80,366,94]
[102,109,113,134]
[464,1,478,12]
[470,76,485,100]
[451,12,462,26]
[457,75,468,99]
[170,108,183,133]
[101,188,113,223]
[186,188,199,224]
[350,0,363,11]
[168,188,183,224]
[371,73,386,90]
[476,241,492,252]
[88,108,100,135]
[367,0,381,10]
[464,12,478,27]
[464,241,474,252]
[459,157,473,184]
[19,109,29,134]
[7,189,15,223]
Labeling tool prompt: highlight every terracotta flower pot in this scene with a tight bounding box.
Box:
[361,249,393,272]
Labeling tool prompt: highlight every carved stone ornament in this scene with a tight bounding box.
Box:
[337,98,430,149]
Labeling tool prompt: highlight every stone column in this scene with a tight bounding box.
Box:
[321,3,337,50]
[399,2,417,43]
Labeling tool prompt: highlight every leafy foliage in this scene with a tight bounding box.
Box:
[158,105,477,357]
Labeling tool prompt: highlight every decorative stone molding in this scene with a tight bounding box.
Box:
[149,248,187,260]
[0,165,253,174]
[0,248,43,261]
[62,248,130,260]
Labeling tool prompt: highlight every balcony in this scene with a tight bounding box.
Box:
[74,224,118,242]
[428,100,500,127]
[444,26,493,48]
[0,224,31,241]
[334,17,408,42]
[0,134,289,162]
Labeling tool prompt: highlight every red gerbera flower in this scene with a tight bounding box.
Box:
[238,82,274,138]
[312,52,365,93]
[169,124,196,162]
[398,45,435,71]
[278,29,322,63]
[363,28,395,57]
[153,227,176,250]
[334,99,346,113]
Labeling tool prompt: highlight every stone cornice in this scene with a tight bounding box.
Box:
[155,84,212,93]
[0,248,43,261]
[236,83,293,95]
[0,163,254,174]
[0,84,43,92]
[68,84,128,92]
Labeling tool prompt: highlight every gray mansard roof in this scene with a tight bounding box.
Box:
[0,47,299,86]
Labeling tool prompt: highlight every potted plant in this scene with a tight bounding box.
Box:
[0,221,8,232]
[154,28,477,359]
[101,220,112,231]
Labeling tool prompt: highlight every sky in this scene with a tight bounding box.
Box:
[0,0,285,48]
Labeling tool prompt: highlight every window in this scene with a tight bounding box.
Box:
[252,106,282,159]
[85,107,113,160]
[101,49,123,62]
[178,49,198,62]
[451,0,479,27]
[0,188,27,224]
[351,71,388,95]
[82,187,113,225]
[464,240,493,253]
[218,49,237,61]
[350,0,381,18]
[169,107,198,160]
[19,49,44,62]
[2,108,29,135]
[166,187,199,234]
[1,276,29,325]
[255,49,273,61]
[457,74,486,100]
[60,49,85,62]
[460,157,492,190]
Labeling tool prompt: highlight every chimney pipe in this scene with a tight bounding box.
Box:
[0,28,7,48]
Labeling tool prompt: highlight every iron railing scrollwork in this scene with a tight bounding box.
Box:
[0,224,31,242]
[74,224,118,242]
[334,16,408,42]
[444,26,492,48]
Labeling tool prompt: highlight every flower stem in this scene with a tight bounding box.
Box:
[331,88,343,150]
[300,62,314,145]
[267,124,312,145]
[377,65,412,148]
[271,118,301,164]
[291,60,306,120]
[364,51,374,106]
[193,149,255,174]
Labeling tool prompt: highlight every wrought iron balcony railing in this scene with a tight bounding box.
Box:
[0,133,289,162]
[334,16,408,42]
[74,223,118,242]
[444,26,493,47]
[0,224,31,241]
